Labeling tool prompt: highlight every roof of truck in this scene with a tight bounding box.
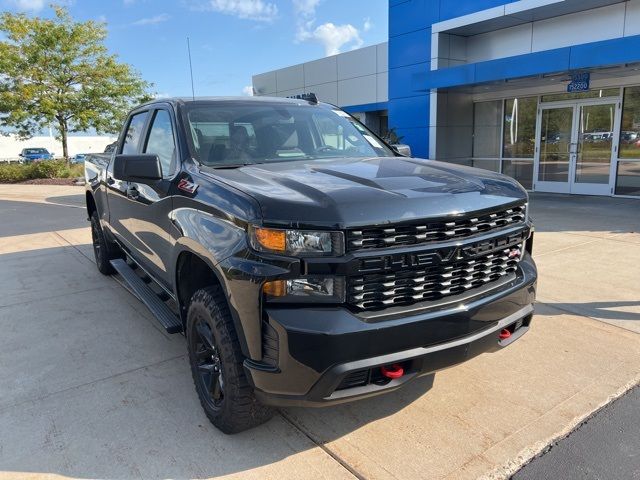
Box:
[139,95,328,108]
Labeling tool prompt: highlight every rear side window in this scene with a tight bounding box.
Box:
[144,109,177,177]
[121,111,149,155]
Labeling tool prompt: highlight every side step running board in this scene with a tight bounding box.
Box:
[110,259,183,334]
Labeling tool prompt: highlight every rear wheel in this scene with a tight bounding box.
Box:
[90,211,119,275]
[186,287,274,434]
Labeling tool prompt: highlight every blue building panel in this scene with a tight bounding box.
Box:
[388,95,430,130]
[395,127,430,158]
[569,35,640,70]
[438,0,517,21]
[389,63,430,99]
[342,102,389,114]
[388,28,431,69]
[389,0,439,37]
[473,47,571,84]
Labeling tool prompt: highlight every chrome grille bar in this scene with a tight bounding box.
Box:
[347,204,527,251]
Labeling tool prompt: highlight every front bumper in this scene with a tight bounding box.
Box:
[245,253,537,407]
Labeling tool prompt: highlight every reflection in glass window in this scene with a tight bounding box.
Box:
[502,97,537,159]
[145,110,177,177]
[472,101,501,158]
[503,159,533,190]
[122,112,149,155]
[619,86,640,159]
[615,161,640,196]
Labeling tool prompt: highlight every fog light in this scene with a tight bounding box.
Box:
[263,277,345,303]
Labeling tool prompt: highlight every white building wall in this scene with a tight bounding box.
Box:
[0,135,116,160]
[252,42,388,107]
[433,1,640,67]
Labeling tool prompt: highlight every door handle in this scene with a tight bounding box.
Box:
[126,185,139,200]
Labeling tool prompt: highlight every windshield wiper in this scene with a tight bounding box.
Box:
[209,163,255,169]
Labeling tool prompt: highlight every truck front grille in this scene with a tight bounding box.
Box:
[348,243,523,310]
[346,204,526,251]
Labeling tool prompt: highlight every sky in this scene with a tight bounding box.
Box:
[1,0,388,99]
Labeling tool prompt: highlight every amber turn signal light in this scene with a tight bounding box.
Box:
[253,227,286,252]
[263,280,286,297]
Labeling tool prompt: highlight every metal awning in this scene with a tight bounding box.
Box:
[433,0,625,36]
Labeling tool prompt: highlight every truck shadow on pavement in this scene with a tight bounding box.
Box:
[0,196,438,479]
[545,301,640,322]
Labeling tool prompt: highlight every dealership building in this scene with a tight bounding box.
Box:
[253,0,640,197]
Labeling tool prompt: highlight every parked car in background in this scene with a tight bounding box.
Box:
[71,153,87,164]
[85,96,537,434]
[18,148,54,163]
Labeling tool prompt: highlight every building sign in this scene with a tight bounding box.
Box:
[567,72,590,93]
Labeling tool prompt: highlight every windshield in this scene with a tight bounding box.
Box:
[24,148,47,154]
[184,102,395,167]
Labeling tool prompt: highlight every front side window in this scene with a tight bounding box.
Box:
[185,103,394,167]
[144,109,177,177]
[121,111,149,155]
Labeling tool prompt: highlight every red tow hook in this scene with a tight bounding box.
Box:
[499,328,512,340]
[380,363,404,379]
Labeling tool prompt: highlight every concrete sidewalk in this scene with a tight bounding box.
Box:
[0,185,638,480]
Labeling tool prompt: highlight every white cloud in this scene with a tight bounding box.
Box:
[7,0,45,11]
[363,17,373,32]
[300,22,362,56]
[292,0,320,17]
[132,13,171,25]
[293,0,363,56]
[200,0,278,22]
[242,85,254,96]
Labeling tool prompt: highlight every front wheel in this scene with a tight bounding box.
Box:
[186,287,274,434]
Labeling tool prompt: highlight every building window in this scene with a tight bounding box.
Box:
[501,96,537,189]
[472,101,501,159]
[502,97,537,159]
[540,88,619,103]
[502,159,533,190]
[615,161,640,196]
[619,86,640,159]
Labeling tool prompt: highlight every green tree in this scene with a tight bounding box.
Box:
[0,6,153,160]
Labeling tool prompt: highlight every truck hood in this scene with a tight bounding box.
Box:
[204,157,527,228]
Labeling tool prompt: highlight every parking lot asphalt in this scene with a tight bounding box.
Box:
[0,185,638,480]
[513,386,640,480]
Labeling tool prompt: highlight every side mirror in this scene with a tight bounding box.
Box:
[113,154,162,183]
[18,153,23,158]
[392,144,412,157]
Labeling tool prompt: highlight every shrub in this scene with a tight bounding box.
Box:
[0,163,31,183]
[0,160,84,183]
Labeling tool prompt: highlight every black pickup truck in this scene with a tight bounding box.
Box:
[85,96,537,433]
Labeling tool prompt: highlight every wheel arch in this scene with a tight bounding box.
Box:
[173,245,253,359]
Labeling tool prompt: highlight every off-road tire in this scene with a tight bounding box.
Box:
[90,211,119,275]
[186,287,274,434]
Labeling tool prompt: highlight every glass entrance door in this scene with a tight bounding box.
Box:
[537,106,574,193]
[572,103,615,195]
[535,100,618,195]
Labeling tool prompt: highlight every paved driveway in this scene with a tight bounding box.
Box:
[0,186,638,480]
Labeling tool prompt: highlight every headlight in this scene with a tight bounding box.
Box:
[263,277,346,303]
[249,226,343,256]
